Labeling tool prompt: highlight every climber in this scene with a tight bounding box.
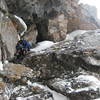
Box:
[14,39,32,59]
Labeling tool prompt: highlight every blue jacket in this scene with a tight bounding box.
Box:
[16,40,31,50]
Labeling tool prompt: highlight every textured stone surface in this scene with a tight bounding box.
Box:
[21,30,100,99]
[0,63,33,82]
[23,24,38,45]
[0,81,8,100]
[5,0,100,42]
[22,30,100,79]
[48,14,68,42]
[10,83,54,100]
[47,71,100,100]
[0,0,18,61]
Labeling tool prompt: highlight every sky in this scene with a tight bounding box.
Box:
[79,0,100,19]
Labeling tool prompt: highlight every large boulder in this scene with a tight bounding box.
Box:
[22,30,100,79]
[0,63,34,83]
[0,0,18,61]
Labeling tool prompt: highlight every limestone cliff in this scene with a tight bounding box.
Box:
[5,0,100,42]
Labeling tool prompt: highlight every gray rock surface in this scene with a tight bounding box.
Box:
[5,0,100,42]
[1,30,100,100]
[0,0,18,61]
[21,30,100,99]
[22,30,100,79]
[47,71,100,100]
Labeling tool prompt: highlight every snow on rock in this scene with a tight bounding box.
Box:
[14,15,27,36]
[26,81,68,100]
[4,60,9,64]
[66,30,87,41]
[0,61,3,71]
[30,41,54,52]
[84,56,100,66]
[73,75,100,93]
[46,87,68,100]
[95,98,100,100]
[52,91,68,100]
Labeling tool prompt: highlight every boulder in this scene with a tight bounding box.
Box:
[22,30,100,79]
[0,63,34,83]
[22,29,100,100]
[0,0,18,61]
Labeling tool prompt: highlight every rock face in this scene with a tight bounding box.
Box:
[48,14,68,42]
[0,0,18,61]
[22,30,100,79]
[22,30,100,99]
[5,0,100,42]
[1,0,100,99]
[47,71,100,100]
[0,62,67,100]
[67,3,99,33]
[23,24,38,45]
[1,30,100,99]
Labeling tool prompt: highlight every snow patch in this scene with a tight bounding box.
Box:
[46,86,68,100]
[0,61,3,71]
[84,56,100,66]
[73,75,100,93]
[27,80,44,89]
[66,30,87,41]
[95,98,100,100]
[4,60,9,64]
[76,75,100,86]
[14,15,27,36]
[30,41,54,52]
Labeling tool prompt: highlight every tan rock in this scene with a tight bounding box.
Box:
[32,86,44,94]
[0,81,8,100]
[24,24,38,45]
[67,4,99,33]
[2,63,33,81]
[48,14,68,42]
[0,81,6,92]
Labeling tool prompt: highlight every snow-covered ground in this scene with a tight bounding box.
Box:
[74,75,100,93]
[27,81,68,100]
[15,81,68,100]
[66,30,86,41]
[47,87,68,100]
[95,98,100,100]
[30,41,54,52]
[84,56,100,66]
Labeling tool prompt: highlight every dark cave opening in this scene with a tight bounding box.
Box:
[36,19,49,42]
[32,13,49,43]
